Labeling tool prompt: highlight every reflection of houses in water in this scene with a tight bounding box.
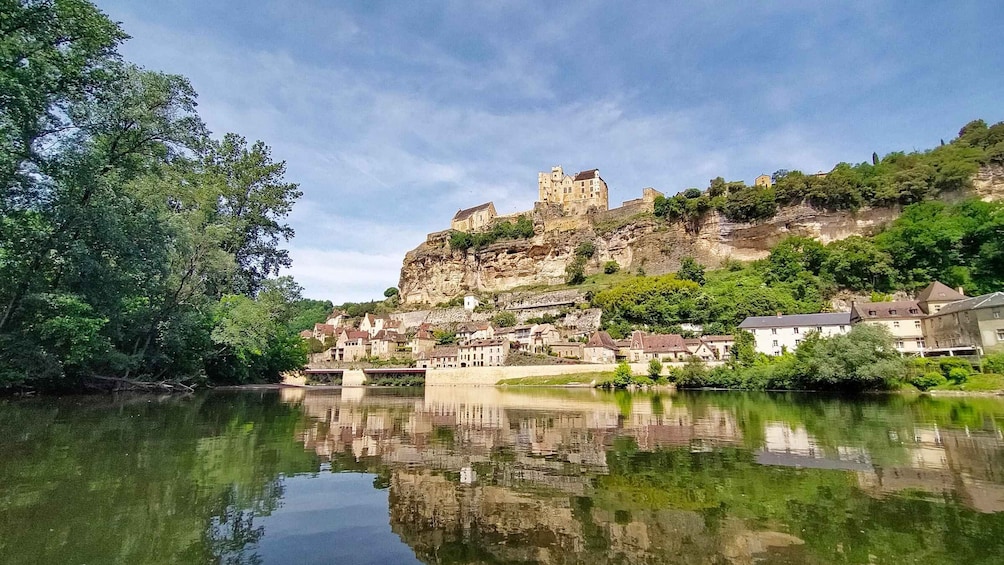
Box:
[859,425,1004,513]
[756,422,872,471]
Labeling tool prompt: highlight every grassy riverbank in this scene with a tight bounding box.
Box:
[497,372,615,386]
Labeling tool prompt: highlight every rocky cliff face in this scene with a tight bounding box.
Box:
[399,167,1004,305]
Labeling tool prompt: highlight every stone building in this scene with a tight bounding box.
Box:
[628,331,692,362]
[451,202,497,232]
[850,300,927,355]
[458,338,510,367]
[583,331,618,364]
[922,292,1004,355]
[537,165,608,214]
[754,174,772,188]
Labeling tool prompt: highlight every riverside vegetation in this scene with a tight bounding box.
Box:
[0,1,317,391]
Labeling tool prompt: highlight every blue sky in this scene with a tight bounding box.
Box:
[93,1,1004,303]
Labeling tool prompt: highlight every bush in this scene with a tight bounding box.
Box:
[938,357,973,377]
[565,257,586,285]
[983,353,1004,374]
[575,241,596,259]
[948,367,970,384]
[612,361,633,389]
[911,371,947,391]
[603,261,620,274]
[492,311,517,328]
[648,358,663,380]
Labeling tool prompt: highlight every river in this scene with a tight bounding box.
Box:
[2,387,1004,564]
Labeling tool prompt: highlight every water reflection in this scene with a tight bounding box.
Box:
[283,387,1004,564]
[4,389,1004,564]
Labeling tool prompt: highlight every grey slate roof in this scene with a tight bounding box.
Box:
[916,281,966,304]
[929,292,1004,317]
[738,312,850,329]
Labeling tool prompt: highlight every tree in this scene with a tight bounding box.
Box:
[603,261,620,274]
[677,257,706,285]
[575,241,596,259]
[492,311,517,328]
[384,287,399,298]
[565,257,587,285]
[822,236,896,291]
[203,134,302,296]
[647,358,663,380]
[612,361,633,389]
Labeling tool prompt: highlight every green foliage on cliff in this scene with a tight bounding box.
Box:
[654,119,1003,226]
[0,1,306,390]
[448,215,534,251]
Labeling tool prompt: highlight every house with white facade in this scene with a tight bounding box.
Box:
[738,312,851,356]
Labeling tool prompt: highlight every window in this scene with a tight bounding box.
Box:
[795,339,802,346]
[816,326,823,332]
[895,340,904,349]
[890,309,898,315]
[793,327,799,334]
[772,340,779,347]
[995,309,1001,319]
[998,330,1004,342]
[771,328,777,335]
[915,321,922,329]
[868,310,877,316]
[917,338,926,348]
[893,321,900,328]
[839,326,846,331]
[934,305,942,312]
[909,308,919,314]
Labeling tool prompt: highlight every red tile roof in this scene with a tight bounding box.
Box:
[585,331,618,350]
[573,169,600,181]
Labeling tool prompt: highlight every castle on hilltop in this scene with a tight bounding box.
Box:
[537,166,609,214]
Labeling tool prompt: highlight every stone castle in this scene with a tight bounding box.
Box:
[448,165,660,234]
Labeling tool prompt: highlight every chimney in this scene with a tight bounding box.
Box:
[776,312,783,318]
[957,287,965,296]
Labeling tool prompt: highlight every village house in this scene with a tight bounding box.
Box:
[409,326,437,356]
[537,166,609,214]
[417,346,459,369]
[325,310,347,328]
[550,341,584,360]
[312,323,336,344]
[451,202,497,233]
[457,322,494,342]
[359,313,383,337]
[738,312,851,356]
[529,323,562,354]
[850,300,927,354]
[298,329,313,339]
[700,335,734,360]
[458,338,510,367]
[922,292,1004,356]
[754,174,772,188]
[332,329,370,362]
[583,331,618,364]
[629,331,691,362]
[685,338,717,362]
[370,330,407,359]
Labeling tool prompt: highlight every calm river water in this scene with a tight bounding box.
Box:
[3,387,1004,564]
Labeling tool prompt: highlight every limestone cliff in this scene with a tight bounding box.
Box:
[399,165,1004,305]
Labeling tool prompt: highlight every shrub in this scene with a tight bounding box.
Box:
[948,367,970,384]
[575,241,596,259]
[911,371,947,391]
[603,261,620,274]
[648,358,663,380]
[612,361,633,389]
[938,357,973,377]
[492,311,517,328]
[565,257,586,285]
[983,352,1004,374]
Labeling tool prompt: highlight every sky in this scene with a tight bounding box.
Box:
[92,1,1004,303]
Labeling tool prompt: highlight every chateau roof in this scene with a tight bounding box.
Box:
[850,300,923,320]
[453,202,494,221]
[573,169,600,181]
[738,312,850,329]
[585,331,617,351]
[631,331,688,353]
[917,281,966,304]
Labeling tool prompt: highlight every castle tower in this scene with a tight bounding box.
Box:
[537,165,607,213]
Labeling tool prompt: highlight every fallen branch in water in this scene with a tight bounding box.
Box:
[85,375,196,393]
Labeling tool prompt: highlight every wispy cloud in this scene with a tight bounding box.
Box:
[96,0,1004,303]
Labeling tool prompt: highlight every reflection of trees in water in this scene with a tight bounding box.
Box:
[0,392,316,564]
